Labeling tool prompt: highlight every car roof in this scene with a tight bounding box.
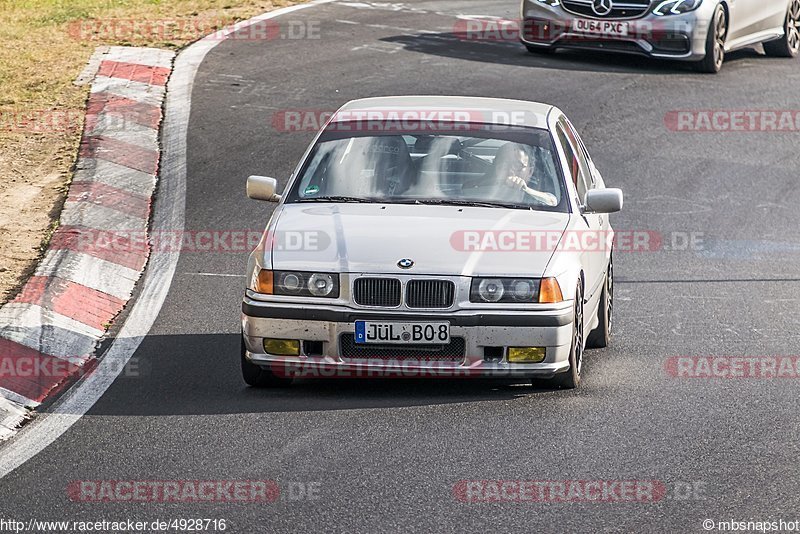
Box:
[334,96,557,129]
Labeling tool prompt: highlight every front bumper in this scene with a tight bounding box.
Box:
[242,296,575,378]
[520,1,712,60]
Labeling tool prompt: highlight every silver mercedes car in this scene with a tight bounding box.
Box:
[240,96,623,390]
[520,0,800,72]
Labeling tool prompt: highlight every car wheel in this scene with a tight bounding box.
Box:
[586,258,613,349]
[696,4,727,73]
[241,333,293,388]
[764,0,800,58]
[552,281,584,389]
[525,44,554,54]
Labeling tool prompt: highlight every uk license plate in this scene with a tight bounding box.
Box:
[354,321,450,344]
[572,18,629,37]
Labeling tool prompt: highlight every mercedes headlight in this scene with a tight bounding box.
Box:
[653,0,702,16]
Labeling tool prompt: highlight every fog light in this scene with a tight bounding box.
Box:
[263,338,300,356]
[508,347,546,363]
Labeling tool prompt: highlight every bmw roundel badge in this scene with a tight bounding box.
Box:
[397,258,414,269]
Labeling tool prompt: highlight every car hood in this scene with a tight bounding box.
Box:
[268,203,570,277]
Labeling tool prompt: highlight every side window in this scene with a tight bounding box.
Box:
[565,121,596,189]
[296,146,331,196]
[555,124,588,204]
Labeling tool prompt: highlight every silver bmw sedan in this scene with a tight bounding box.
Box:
[241,96,623,390]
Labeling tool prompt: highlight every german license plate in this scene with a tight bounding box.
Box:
[572,18,629,37]
[354,321,450,344]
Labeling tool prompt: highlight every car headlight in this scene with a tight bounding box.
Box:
[653,0,702,16]
[251,270,339,298]
[307,273,336,297]
[477,278,505,302]
[470,278,539,303]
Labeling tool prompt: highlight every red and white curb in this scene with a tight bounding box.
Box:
[0,46,174,440]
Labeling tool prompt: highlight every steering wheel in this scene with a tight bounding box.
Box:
[507,175,558,206]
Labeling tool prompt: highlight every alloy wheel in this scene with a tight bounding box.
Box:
[574,289,584,375]
[607,260,614,336]
[789,0,800,54]
[713,7,728,71]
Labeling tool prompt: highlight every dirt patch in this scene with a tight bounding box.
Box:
[0,0,296,304]
[0,135,75,302]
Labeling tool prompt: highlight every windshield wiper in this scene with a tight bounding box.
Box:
[409,199,533,210]
[299,196,376,203]
[299,196,535,209]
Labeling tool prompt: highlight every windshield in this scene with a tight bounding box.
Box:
[285,123,568,211]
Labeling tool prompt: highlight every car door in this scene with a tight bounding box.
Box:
[761,0,794,32]
[554,120,605,310]
[727,0,785,44]
[567,119,612,278]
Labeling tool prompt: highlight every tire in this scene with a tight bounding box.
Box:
[586,258,613,349]
[525,44,554,54]
[241,334,293,388]
[551,281,584,390]
[763,0,800,58]
[696,4,727,73]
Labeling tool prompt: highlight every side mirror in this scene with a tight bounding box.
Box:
[584,188,623,214]
[246,176,281,202]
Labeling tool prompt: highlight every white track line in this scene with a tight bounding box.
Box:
[0,303,105,340]
[86,117,159,146]
[101,46,175,69]
[0,0,338,478]
[59,202,149,232]
[90,77,167,107]
[36,250,141,301]
[73,159,156,197]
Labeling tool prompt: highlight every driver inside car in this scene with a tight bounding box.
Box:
[493,142,558,207]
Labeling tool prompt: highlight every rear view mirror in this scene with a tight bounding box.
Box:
[247,176,281,202]
[584,188,623,214]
